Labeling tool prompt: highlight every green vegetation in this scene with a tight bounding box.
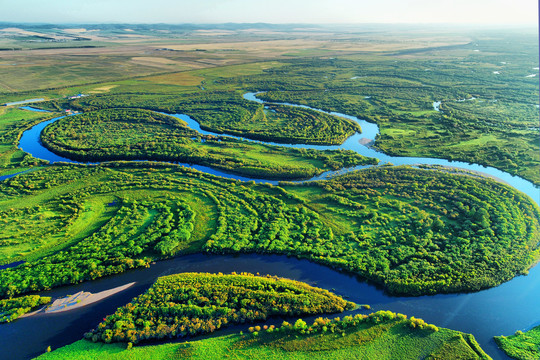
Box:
[495,325,540,360]
[0,171,197,296]
[223,46,539,184]
[0,294,51,323]
[85,272,354,343]
[0,107,52,175]
[2,28,537,184]
[1,26,538,360]
[26,35,537,185]
[40,108,376,179]
[240,167,540,296]
[37,312,491,360]
[64,91,361,145]
[0,164,537,298]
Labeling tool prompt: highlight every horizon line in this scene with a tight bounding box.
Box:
[0,21,537,27]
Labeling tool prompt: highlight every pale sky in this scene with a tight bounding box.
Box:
[0,0,537,25]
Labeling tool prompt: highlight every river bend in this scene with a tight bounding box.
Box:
[3,93,540,360]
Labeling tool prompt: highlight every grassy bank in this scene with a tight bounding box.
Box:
[37,312,491,360]
[495,325,540,360]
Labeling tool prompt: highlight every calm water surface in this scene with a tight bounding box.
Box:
[3,253,539,359]
[4,96,540,359]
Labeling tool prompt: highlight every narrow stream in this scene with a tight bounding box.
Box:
[3,95,539,359]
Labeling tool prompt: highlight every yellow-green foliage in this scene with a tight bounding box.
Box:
[86,272,355,343]
[0,294,51,323]
[495,325,540,360]
[36,313,491,360]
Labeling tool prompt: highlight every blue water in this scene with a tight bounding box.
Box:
[17,94,539,205]
[8,94,540,359]
[19,117,82,164]
[0,170,32,181]
[243,92,539,205]
[1,252,538,360]
[18,114,278,184]
[0,260,25,270]
[18,105,50,112]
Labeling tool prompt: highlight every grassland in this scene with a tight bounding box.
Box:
[0,23,538,360]
[495,325,540,360]
[0,24,472,94]
[0,27,538,297]
[0,164,537,298]
[0,106,53,175]
[6,30,534,184]
[37,312,491,360]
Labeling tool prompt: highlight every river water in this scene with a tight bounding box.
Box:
[3,95,540,359]
[17,95,540,204]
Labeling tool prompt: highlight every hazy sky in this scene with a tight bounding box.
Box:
[1,0,538,25]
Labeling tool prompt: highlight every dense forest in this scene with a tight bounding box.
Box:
[39,108,376,180]
[0,163,537,298]
[86,272,355,343]
[58,91,361,145]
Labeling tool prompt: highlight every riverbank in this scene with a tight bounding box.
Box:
[16,95,540,206]
[2,253,538,360]
[1,88,537,360]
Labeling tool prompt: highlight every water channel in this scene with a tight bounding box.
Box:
[2,94,540,359]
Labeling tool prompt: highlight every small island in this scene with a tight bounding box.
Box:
[40,108,376,180]
[36,273,491,360]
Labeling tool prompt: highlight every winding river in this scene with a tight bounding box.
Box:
[17,94,540,204]
[2,94,539,360]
